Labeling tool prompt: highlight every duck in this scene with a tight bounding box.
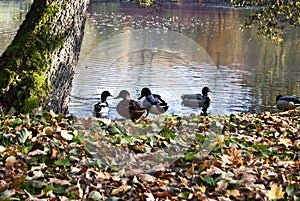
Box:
[138,87,169,117]
[276,95,300,111]
[115,90,146,121]
[181,87,212,116]
[93,91,112,118]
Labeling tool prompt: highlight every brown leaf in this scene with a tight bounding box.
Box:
[51,148,59,159]
[110,185,131,196]
[43,126,53,136]
[139,173,157,183]
[93,170,111,181]
[201,166,224,176]
[0,180,8,191]
[144,192,155,201]
[28,149,47,156]
[48,178,71,185]
[5,156,16,169]
[215,180,228,192]
[203,160,210,169]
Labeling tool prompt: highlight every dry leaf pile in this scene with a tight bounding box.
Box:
[0,110,299,200]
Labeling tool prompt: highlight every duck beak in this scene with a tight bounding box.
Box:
[114,95,121,99]
[137,95,144,100]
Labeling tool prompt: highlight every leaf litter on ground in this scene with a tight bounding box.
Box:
[0,109,299,200]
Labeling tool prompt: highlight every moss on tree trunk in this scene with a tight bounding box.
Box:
[0,0,89,114]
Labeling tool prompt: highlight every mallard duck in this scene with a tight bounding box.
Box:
[276,95,300,111]
[93,91,112,118]
[115,90,146,121]
[138,87,169,117]
[181,87,212,115]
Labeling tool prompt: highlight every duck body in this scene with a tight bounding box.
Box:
[115,90,146,121]
[93,91,112,118]
[138,88,169,117]
[276,95,300,111]
[181,87,211,115]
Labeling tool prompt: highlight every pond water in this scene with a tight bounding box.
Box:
[1,1,300,119]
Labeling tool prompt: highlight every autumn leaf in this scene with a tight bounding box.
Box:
[110,185,131,195]
[18,128,32,144]
[225,189,240,198]
[266,184,285,200]
[54,159,71,166]
[145,192,155,201]
[60,130,73,141]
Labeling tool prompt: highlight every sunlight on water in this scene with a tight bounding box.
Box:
[70,29,230,118]
[2,1,299,118]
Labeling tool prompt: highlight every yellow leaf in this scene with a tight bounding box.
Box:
[199,186,206,193]
[278,138,293,147]
[264,111,271,119]
[266,184,285,200]
[225,189,240,198]
[111,185,131,196]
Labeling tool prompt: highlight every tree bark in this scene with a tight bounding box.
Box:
[0,0,90,114]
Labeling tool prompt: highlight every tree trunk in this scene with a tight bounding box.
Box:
[0,0,90,114]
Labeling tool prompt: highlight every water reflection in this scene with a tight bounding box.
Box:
[71,28,228,118]
[0,1,299,117]
[72,2,300,117]
[0,0,31,53]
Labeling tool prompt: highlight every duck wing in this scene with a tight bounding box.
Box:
[129,100,146,121]
[153,94,168,106]
[181,93,209,107]
[116,100,131,119]
[129,100,146,111]
[279,95,300,103]
[146,94,160,105]
[181,93,204,100]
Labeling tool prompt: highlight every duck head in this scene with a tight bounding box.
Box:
[276,95,283,102]
[115,90,131,100]
[101,91,112,102]
[202,87,212,96]
[138,88,152,100]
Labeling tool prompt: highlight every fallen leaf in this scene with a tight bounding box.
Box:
[215,180,228,192]
[60,130,73,141]
[139,173,157,183]
[0,145,6,153]
[225,189,240,198]
[110,185,131,196]
[201,166,224,176]
[266,184,285,200]
[145,192,155,201]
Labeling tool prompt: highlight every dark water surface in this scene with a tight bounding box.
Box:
[1,1,300,118]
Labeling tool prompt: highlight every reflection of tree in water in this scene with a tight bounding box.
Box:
[119,48,189,67]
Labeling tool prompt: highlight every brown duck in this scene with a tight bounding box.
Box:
[115,90,146,121]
